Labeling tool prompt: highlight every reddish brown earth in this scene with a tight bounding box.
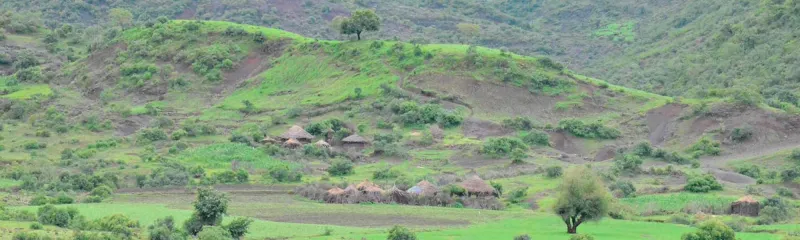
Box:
[646,103,684,146]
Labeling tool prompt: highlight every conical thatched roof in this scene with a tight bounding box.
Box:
[343,185,358,195]
[389,186,411,204]
[327,187,345,196]
[315,140,331,148]
[416,180,439,196]
[283,138,302,148]
[736,196,758,203]
[356,180,379,191]
[363,186,384,194]
[460,176,495,196]
[280,125,314,140]
[342,134,369,143]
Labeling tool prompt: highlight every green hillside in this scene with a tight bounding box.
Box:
[0,8,799,240]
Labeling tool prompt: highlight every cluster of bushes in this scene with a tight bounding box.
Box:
[14,170,118,194]
[687,136,722,158]
[136,165,190,188]
[481,137,527,158]
[183,188,252,238]
[202,170,249,185]
[729,125,754,143]
[373,132,406,157]
[136,128,168,143]
[557,119,620,139]
[684,174,723,193]
[609,181,636,198]
[520,130,549,146]
[34,205,141,238]
[630,142,692,164]
[180,120,217,138]
[180,44,242,81]
[613,154,643,173]
[120,63,160,88]
[296,183,504,210]
[327,159,354,176]
[265,165,303,183]
[389,100,463,127]
[501,117,537,131]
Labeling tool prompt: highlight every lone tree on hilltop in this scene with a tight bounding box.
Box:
[553,166,611,234]
[338,10,380,40]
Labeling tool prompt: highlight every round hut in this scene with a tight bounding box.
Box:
[460,176,496,197]
[343,185,358,196]
[356,180,379,191]
[388,186,411,204]
[280,125,314,143]
[416,180,439,196]
[314,140,331,149]
[730,196,760,217]
[325,187,346,203]
[282,138,302,149]
[342,134,369,148]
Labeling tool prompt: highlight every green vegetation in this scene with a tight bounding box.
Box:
[553,166,610,234]
[684,174,723,193]
[557,119,620,139]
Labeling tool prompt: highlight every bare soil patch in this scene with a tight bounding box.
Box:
[549,132,586,155]
[462,118,511,139]
[593,145,617,161]
[115,115,151,136]
[705,168,756,185]
[646,104,684,146]
[214,40,289,95]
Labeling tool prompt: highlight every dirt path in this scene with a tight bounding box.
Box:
[696,137,800,185]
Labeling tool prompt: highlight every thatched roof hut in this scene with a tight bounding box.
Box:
[327,187,345,196]
[324,187,346,203]
[356,180,379,191]
[280,125,314,142]
[460,176,496,197]
[314,140,331,149]
[407,180,439,196]
[343,185,358,195]
[283,138,302,148]
[363,186,384,194]
[731,196,760,217]
[262,136,279,144]
[388,186,411,204]
[342,134,369,144]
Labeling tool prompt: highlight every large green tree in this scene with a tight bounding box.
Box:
[553,166,611,234]
[109,8,133,28]
[338,10,380,40]
[184,188,229,235]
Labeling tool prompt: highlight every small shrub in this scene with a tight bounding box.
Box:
[29,222,43,230]
[777,187,795,198]
[684,174,723,193]
[502,117,535,130]
[327,159,354,176]
[171,129,188,140]
[521,130,549,146]
[569,234,595,240]
[373,166,402,180]
[632,142,653,157]
[614,154,643,173]
[514,234,531,240]
[90,185,113,199]
[557,119,620,139]
[481,137,527,158]
[137,128,168,143]
[545,166,563,178]
[687,136,721,157]
[681,219,735,240]
[54,193,74,204]
[609,181,636,198]
[387,225,417,240]
[225,217,253,239]
[790,148,800,163]
[29,195,50,206]
[730,126,753,143]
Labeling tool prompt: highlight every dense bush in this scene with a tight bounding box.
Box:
[387,225,417,240]
[502,117,535,130]
[521,130,549,146]
[545,166,563,178]
[613,154,643,173]
[327,159,354,176]
[631,142,653,157]
[687,137,721,157]
[759,196,792,224]
[373,166,402,180]
[557,119,620,139]
[197,226,232,240]
[37,205,81,228]
[790,149,800,164]
[481,137,527,158]
[149,216,187,240]
[137,128,168,143]
[609,181,636,198]
[389,101,462,127]
[267,165,303,183]
[684,174,723,193]
[94,214,140,238]
[681,220,735,240]
[224,217,253,239]
[730,126,754,143]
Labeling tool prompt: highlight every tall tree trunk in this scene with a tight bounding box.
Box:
[567,225,577,234]
[356,31,361,40]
